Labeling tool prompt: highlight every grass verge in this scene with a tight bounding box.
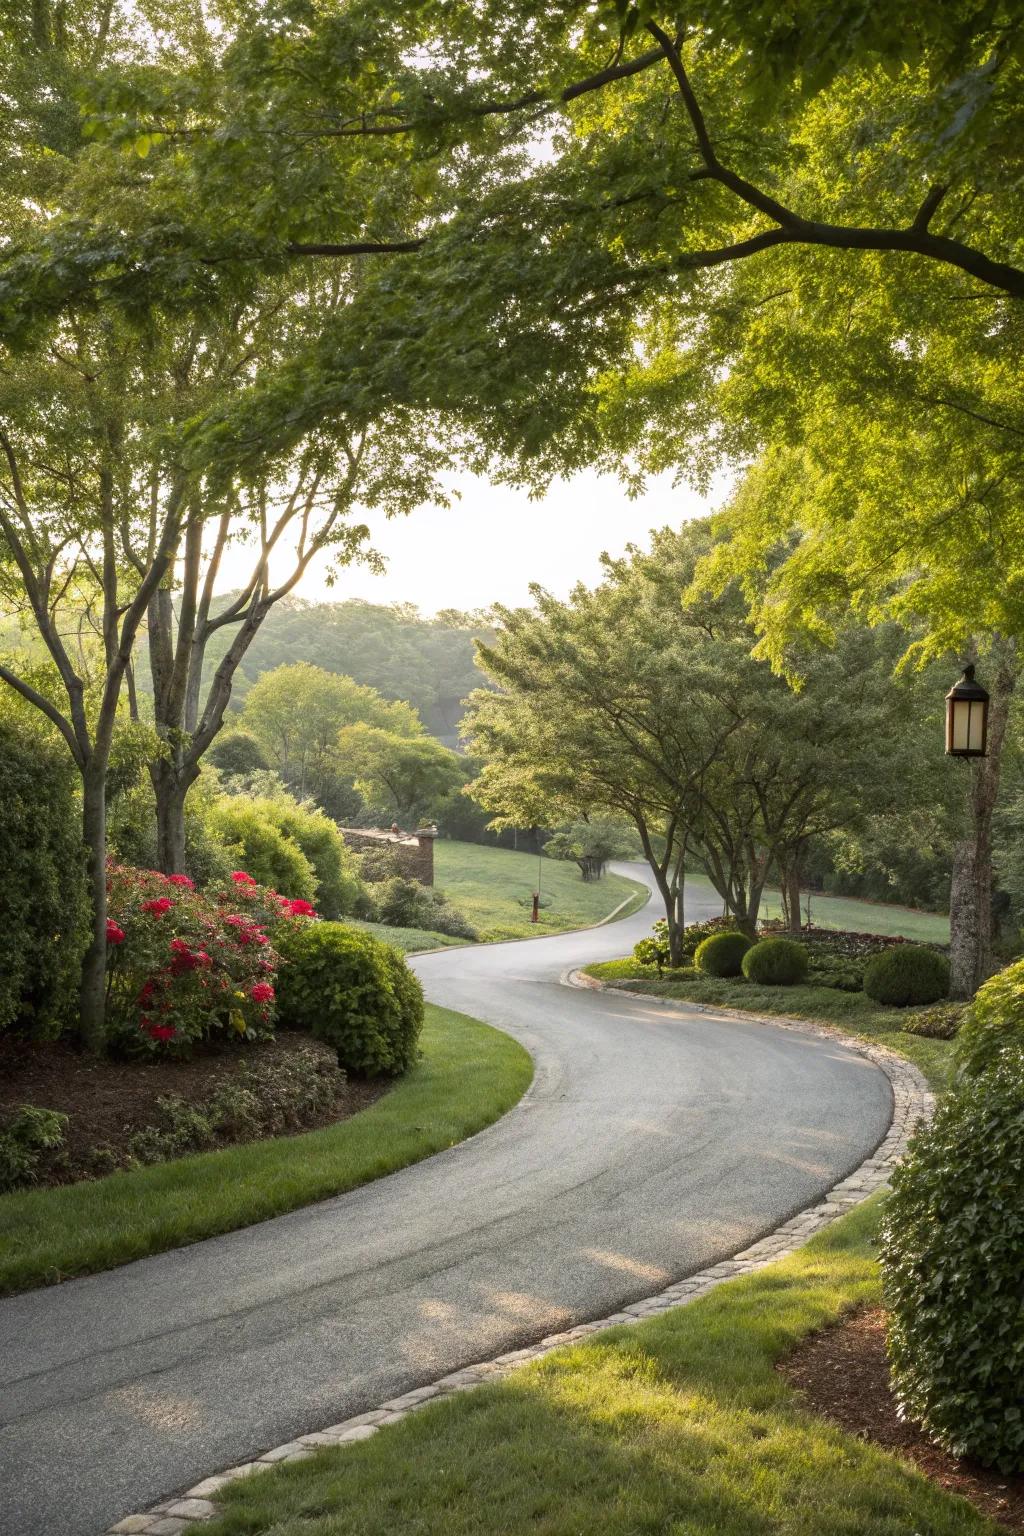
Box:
[345,918,469,953]
[583,962,955,1090]
[0,1005,532,1297]
[677,870,950,943]
[205,1198,992,1536]
[434,840,648,941]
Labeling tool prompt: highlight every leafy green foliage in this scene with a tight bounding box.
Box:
[695,931,753,978]
[0,718,87,1038]
[373,876,478,940]
[863,945,950,1006]
[901,1003,966,1041]
[275,922,424,1077]
[206,731,270,776]
[741,938,809,986]
[957,957,1024,1079]
[336,724,467,825]
[0,1106,68,1193]
[203,799,317,902]
[882,1057,1024,1472]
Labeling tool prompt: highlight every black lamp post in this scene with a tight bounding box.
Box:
[945,664,990,758]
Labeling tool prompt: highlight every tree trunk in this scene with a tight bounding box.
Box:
[152,759,199,875]
[78,760,108,1054]
[949,638,1017,1000]
[779,861,802,934]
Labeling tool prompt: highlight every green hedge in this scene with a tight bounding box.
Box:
[275,921,423,1076]
[881,1055,1024,1471]
[957,957,1024,1079]
[0,718,87,1037]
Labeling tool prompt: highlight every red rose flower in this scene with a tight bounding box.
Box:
[167,874,195,889]
[146,1023,176,1041]
[142,897,174,916]
[106,919,126,945]
[250,981,275,1003]
[231,871,256,885]
[287,899,316,917]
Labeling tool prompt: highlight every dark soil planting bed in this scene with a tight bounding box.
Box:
[780,1307,1024,1532]
[0,1032,388,1186]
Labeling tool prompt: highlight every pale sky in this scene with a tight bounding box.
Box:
[214,467,730,614]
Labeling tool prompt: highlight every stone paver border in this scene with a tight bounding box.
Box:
[105,976,933,1535]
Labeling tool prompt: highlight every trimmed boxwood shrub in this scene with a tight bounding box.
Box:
[863,944,949,1007]
[881,1054,1024,1471]
[695,930,753,978]
[275,921,423,1076]
[957,957,1024,1079]
[741,938,809,986]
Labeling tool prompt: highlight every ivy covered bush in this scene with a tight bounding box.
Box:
[901,1003,965,1041]
[632,916,737,974]
[695,930,753,978]
[863,944,949,1006]
[275,921,424,1076]
[373,876,478,939]
[881,1055,1024,1472]
[104,865,313,1053]
[204,798,318,903]
[956,957,1024,1079]
[0,1105,68,1192]
[741,938,809,986]
[0,717,88,1038]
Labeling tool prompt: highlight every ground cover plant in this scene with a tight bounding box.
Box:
[434,842,647,941]
[0,1005,532,1295]
[346,919,468,954]
[201,1200,996,1536]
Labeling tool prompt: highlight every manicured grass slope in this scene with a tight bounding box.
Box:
[434,841,648,941]
[584,962,955,1090]
[680,869,950,942]
[0,1006,532,1296]
[346,918,468,953]
[207,1200,991,1536]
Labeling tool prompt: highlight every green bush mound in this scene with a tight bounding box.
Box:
[863,944,949,1007]
[741,938,808,986]
[275,921,424,1076]
[957,957,1024,1079]
[881,1053,1024,1472]
[901,1003,965,1041]
[695,930,753,978]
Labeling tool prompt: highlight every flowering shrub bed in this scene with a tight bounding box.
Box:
[105,865,315,1054]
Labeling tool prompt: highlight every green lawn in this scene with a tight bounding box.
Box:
[346,918,469,953]
[584,961,955,1090]
[206,1198,991,1536]
[434,841,648,941]
[678,870,950,943]
[0,1006,532,1296]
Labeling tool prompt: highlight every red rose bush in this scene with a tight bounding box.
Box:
[105,864,316,1053]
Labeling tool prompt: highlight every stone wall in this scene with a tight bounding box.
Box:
[338,827,435,887]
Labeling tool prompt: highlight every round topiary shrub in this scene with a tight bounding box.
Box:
[695,930,753,978]
[956,957,1024,1080]
[863,944,949,1007]
[741,938,809,986]
[274,921,423,1076]
[880,1054,1024,1471]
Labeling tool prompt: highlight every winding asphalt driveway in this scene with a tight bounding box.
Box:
[0,865,892,1536]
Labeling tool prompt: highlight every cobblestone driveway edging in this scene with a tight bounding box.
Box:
[105,978,933,1536]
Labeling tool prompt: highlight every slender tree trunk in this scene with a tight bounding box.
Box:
[779,859,802,934]
[949,639,1017,999]
[79,758,108,1054]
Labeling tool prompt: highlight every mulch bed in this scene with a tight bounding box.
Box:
[0,1032,389,1186]
[779,1307,1024,1532]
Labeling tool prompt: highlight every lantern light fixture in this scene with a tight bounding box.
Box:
[945,664,989,759]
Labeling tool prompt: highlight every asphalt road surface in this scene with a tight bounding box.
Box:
[0,865,892,1536]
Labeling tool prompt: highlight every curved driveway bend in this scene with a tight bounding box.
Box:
[0,864,892,1536]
